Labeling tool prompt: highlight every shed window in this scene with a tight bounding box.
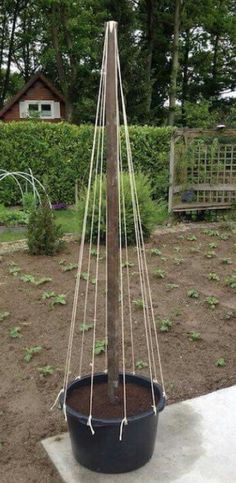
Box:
[41,103,52,117]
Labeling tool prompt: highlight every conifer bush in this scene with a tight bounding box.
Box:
[77,172,157,245]
[27,201,63,255]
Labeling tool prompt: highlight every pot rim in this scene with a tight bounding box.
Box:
[59,372,165,425]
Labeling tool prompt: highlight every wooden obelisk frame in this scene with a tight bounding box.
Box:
[106,21,120,403]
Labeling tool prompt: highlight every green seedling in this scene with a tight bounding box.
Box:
[208,242,218,249]
[190,246,201,253]
[51,294,66,306]
[219,233,230,240]
[189,331,201,341]
[153,268,166,279]
[177,234,185,240]
[62,263,77,272]
[133,298,144,309]
[10,326,22,338]
[59,259,66,265]
[206,296,219,309]
[223,310,234,320]
[208,272,220,281]
[203,229,219,237]
[225,274,236,289]
[80,272,89,281]
[166,283,179,291]
[173,246,181,252]
[159,318,172,332]
[150,248,162,256]
[91,278,97,285]
[171,307,182,317]
[9,264,21,275]
[187,234,197,241]
[204,251,216,259]
[122,261,134,268]
[34,277,52,286]
[221,258,232,265]
[174,257,184,265]
[24,346,42,362]
[20,274,52,285]
[42,291,56,300]
[38,365,54,376]
[20,274,35,283]
[79,323,94,332]
[90,248,104,260]
[0,311,10,322]
[136,360,148,369]
[215,358,225,367]
[94,339,107,355]
[187,289,199,299]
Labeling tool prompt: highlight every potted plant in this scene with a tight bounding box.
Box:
[57,21,165,474]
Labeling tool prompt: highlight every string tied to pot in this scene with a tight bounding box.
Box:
[87,415,95,435]
[119,417,128,441]
[50,388,64,411]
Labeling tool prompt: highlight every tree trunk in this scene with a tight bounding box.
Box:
[50,3,72,121]
[168,0,182,126]
[181,29,190,125]
[1,0,21,106]
[145,0,155,118]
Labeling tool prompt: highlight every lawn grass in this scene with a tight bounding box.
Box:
[0,209,79,243]
[0,203,169,244]
[54,209,79,233]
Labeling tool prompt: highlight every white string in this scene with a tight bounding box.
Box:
[116,28,128,440]
[117,43,164,410]
[60,27,108,418]
[77,36,108,379]
[119,137,135,375]
[87,25,108,433]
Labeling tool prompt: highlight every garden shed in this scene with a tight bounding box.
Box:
[0,72,65,122]
[168,128,236,213]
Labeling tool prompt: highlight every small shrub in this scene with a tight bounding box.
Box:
[215,358,226,367]
[189,331,201,341]
[38,365,54,376]
[94,339,107,355]
[225,274,236,289]
[205,296,219,309]
[208,273,220,282]
[153,268,166,279]
[0,311,10,321]
[159,318,172,332]
[77,173,158,245]
[136,360,148,369]
[27,200,63,255]
[24,346,42,362]
[187,289,199,299]
[133,298,144,309]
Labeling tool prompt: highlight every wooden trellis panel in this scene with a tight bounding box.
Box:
[168,128,236,213]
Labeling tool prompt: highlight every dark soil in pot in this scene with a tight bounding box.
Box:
[67,380,159,418]
[62,373,165,474]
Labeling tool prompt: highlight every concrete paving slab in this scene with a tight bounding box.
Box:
[42,385,236,483]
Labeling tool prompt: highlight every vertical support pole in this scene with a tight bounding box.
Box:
[106,21,120,403]
[168,134,175,213]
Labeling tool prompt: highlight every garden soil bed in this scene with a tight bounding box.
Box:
[0,222,236,482]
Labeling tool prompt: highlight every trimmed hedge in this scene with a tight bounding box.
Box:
[0,121,172,205]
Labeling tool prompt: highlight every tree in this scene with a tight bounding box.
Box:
[168,0,182,126]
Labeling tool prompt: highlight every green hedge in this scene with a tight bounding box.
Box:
[0,121,172,205]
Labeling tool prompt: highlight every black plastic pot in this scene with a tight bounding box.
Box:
[60,372,165,474]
